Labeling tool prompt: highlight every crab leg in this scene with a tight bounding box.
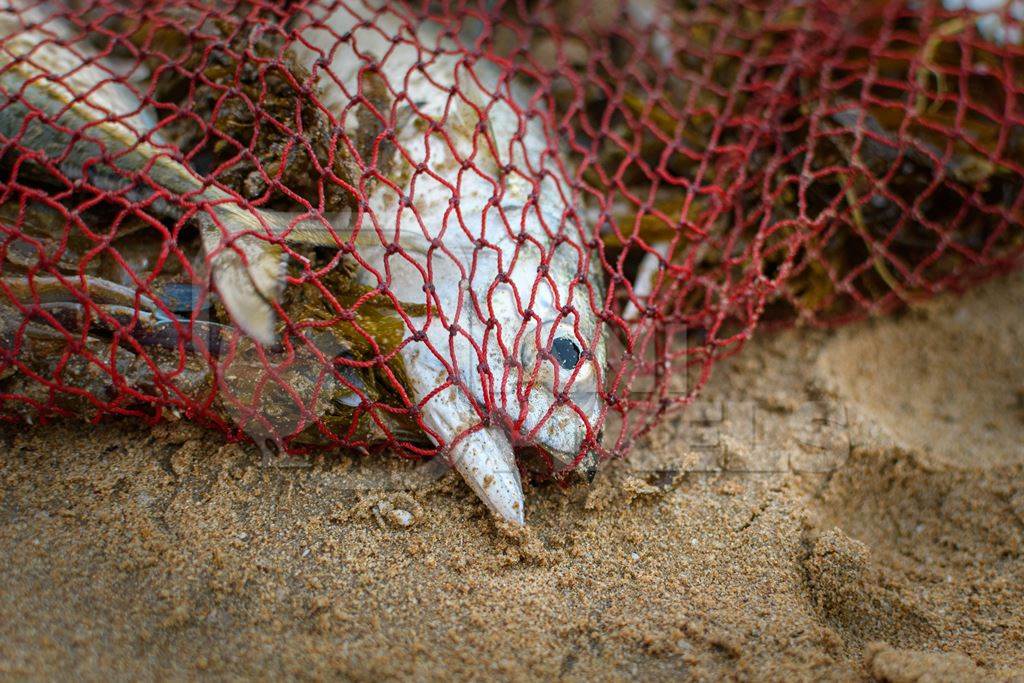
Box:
[0,276,230,353]
[0,275,159,311]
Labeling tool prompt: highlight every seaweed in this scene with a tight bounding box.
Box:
[117,5,358,213]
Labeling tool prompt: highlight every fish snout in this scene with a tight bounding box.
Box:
[576,450,600,483]
[488,349,603,480]
[540,446,601,484]
[514,406,603,481]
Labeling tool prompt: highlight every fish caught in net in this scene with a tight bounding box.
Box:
[0,0,1021,522]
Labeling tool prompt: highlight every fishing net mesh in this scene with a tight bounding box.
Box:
[0,0,1021,469]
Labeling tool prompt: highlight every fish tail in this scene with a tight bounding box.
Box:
[200,202,289,346]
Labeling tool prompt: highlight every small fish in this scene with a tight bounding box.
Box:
[0,3,331,345]
[290,1,609,523]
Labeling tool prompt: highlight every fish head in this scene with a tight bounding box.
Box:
[468,200,607,479]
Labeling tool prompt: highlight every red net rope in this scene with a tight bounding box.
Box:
[0,0,1021,472]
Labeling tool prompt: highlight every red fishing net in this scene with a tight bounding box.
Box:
[0,0,1021,472]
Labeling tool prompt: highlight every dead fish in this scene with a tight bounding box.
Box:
[0,3,334,345]
[289,1,608,524]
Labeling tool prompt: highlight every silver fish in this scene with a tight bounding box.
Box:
[290,1,608,523]
[0,3,331,345]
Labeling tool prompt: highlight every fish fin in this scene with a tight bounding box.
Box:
[200,208,288,346]
[448,426,525,524]
[198,203,432,345]
[622,240,670,322]
[266,208,434,254]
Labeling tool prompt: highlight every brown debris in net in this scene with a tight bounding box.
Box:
[0,6,427,440]
[278,262,428,450]
[510,0,1023,329]
[774,5,1024,321]
[120,5,357,212]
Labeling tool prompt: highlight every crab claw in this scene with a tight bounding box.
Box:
[449,426,525,525]
[198,207,289,347]
[209,236,286,347]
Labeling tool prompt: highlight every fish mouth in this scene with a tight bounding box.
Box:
[566,449,599,483]
[493,408,600,481]
[514,443,599,483]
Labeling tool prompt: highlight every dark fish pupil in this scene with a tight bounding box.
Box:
[551,337,581,370]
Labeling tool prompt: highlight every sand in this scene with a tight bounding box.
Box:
[0,271,1021,681]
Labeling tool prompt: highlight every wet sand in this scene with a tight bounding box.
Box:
[0,272,1021,680]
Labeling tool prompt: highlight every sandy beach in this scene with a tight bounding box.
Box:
[0,270,1021,681]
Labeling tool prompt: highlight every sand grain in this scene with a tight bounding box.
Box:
[1,274,1022,680]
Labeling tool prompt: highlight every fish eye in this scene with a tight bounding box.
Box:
[550,336,581,371]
